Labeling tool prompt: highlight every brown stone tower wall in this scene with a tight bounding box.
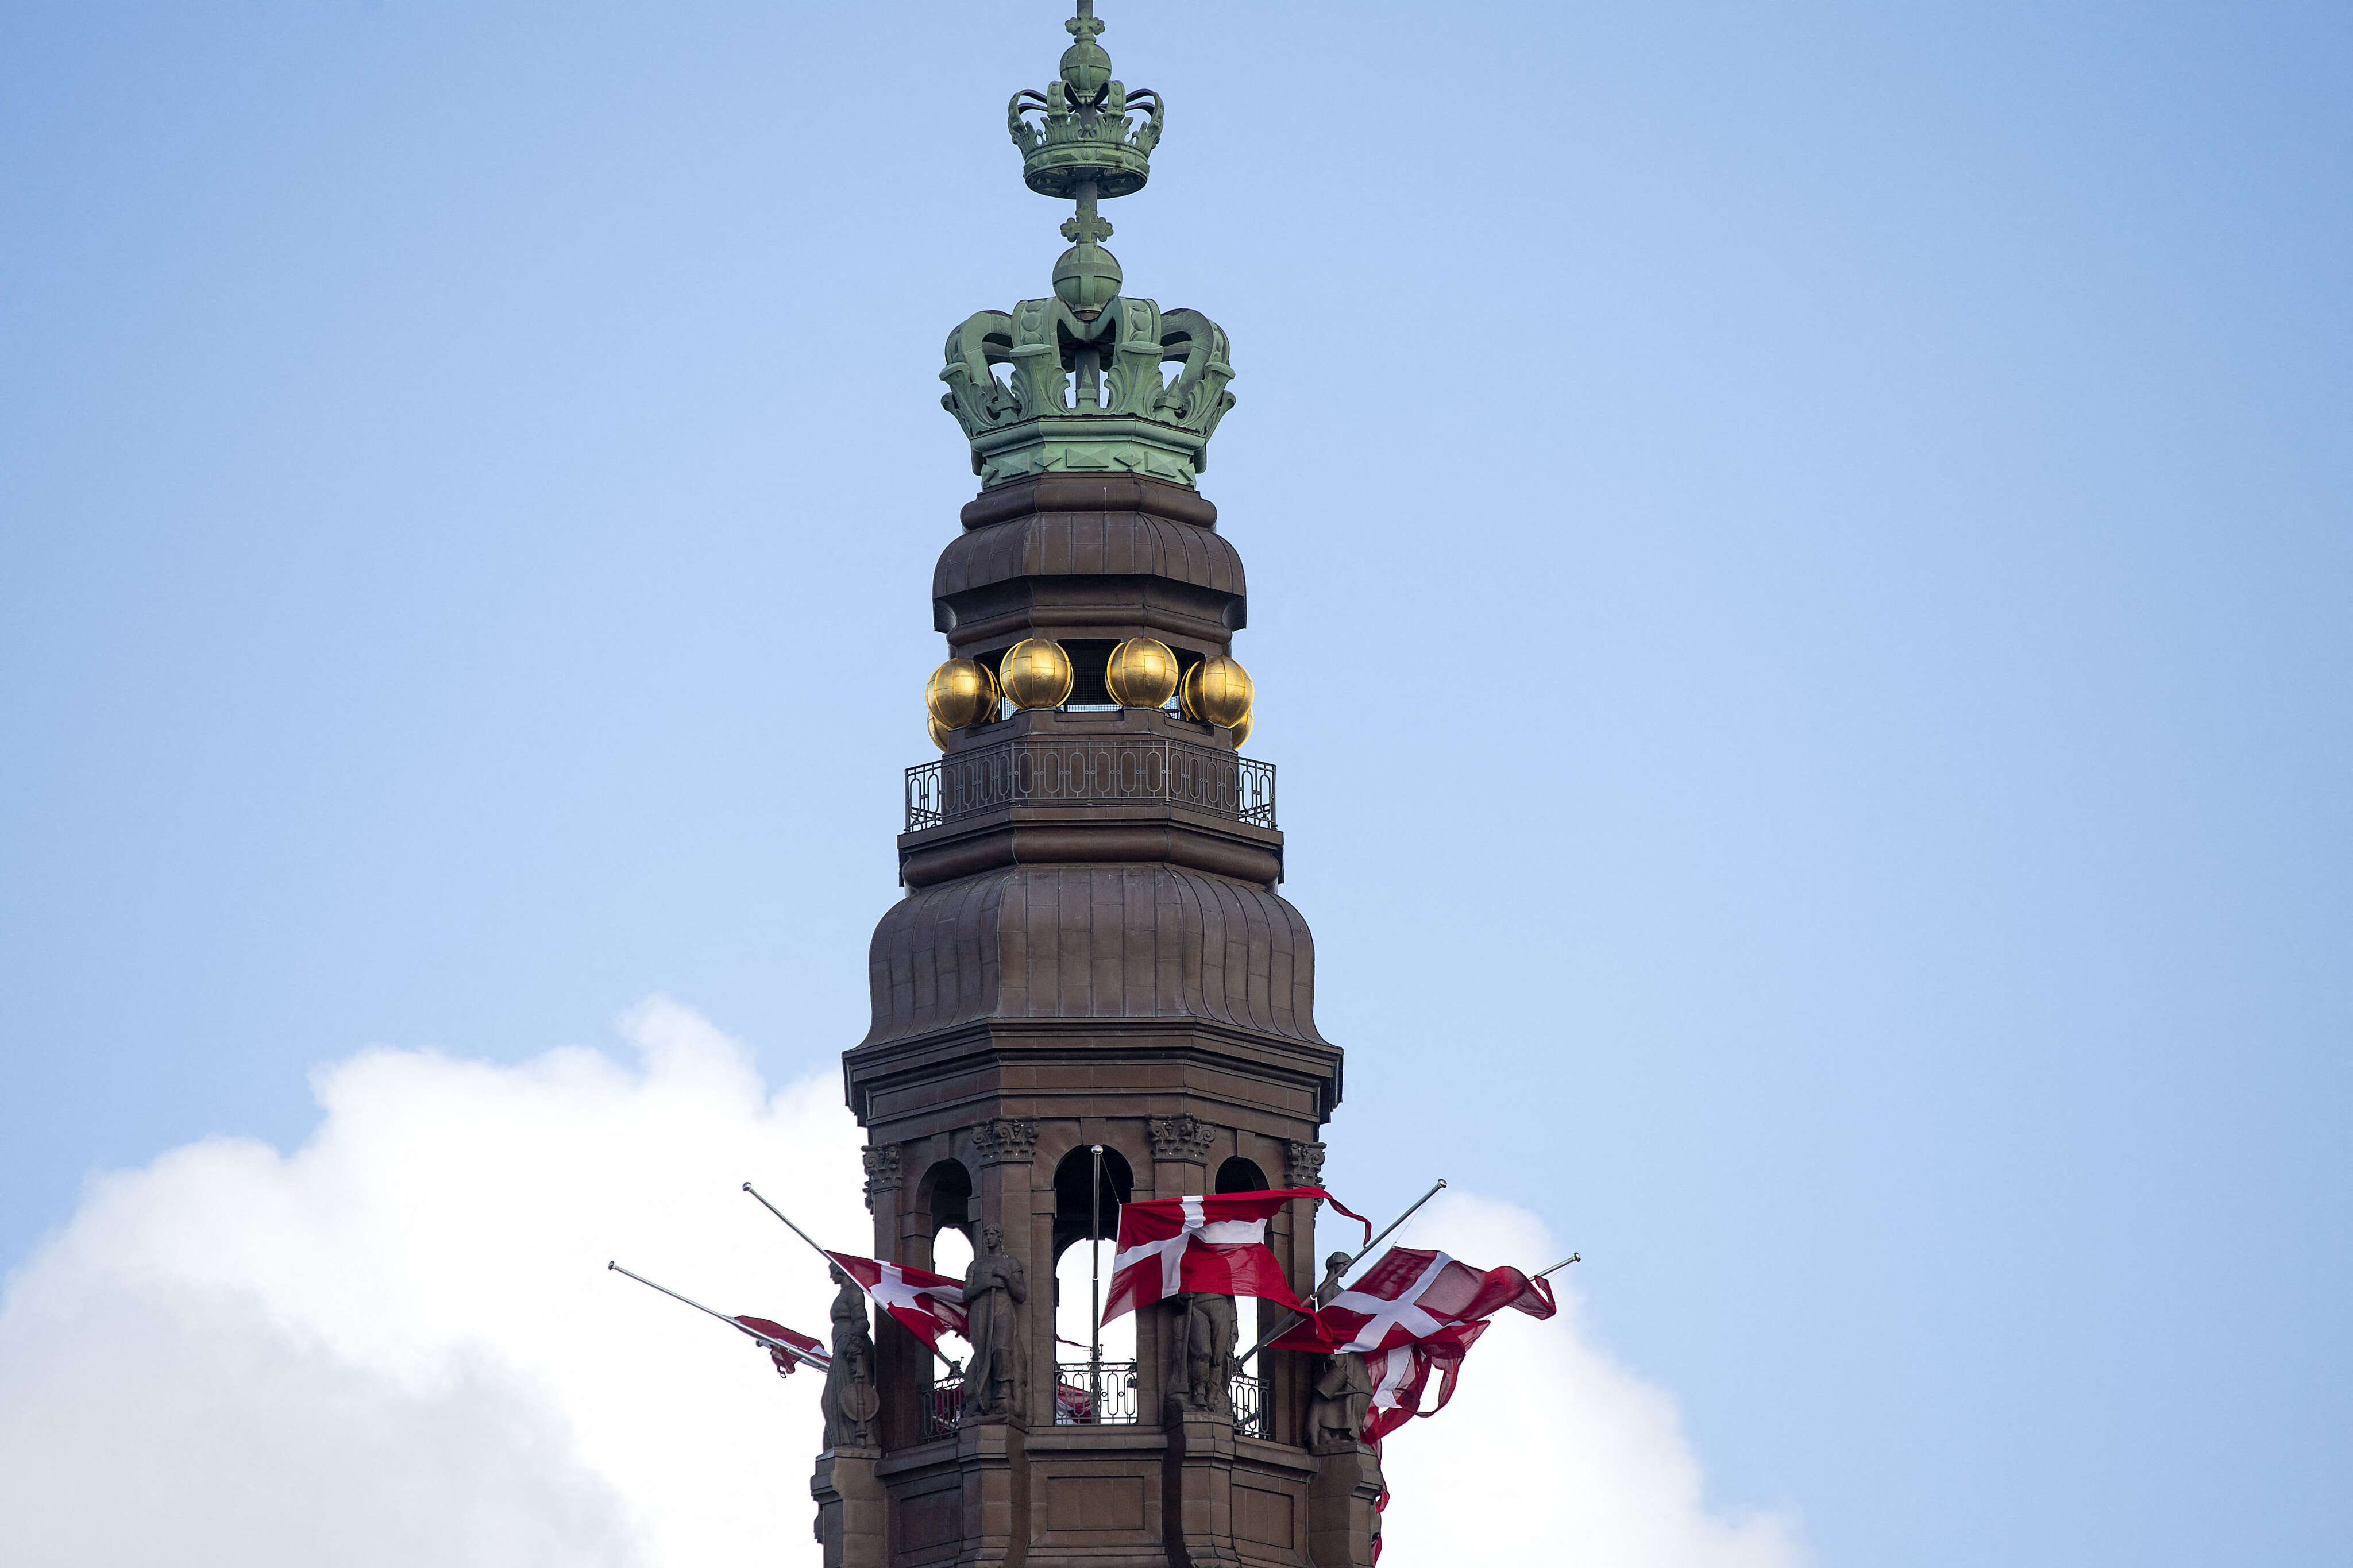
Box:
[826,476,1379,1567]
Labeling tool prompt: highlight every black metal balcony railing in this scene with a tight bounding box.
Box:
[919,1377,965,1442]
[1228,1371,1265,1440]
[916,1365,1260,1439]
[907,736,1275,833]
[1055,1361,1141,1424]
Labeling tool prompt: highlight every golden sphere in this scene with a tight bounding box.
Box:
[1105,636,1180,708]
[925,658,998,729]
[999,638,1074,710]
[927,715,954,751]
[1229,706,1253,750]
[1180,655,1253,727]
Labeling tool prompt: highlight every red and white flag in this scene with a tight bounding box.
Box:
[732,1315,828,1379]
[1102,1187,1366,1322]
[826,1252,968,1353]
[1363,1318,1490,1442]
[1271,1245,1556,1355]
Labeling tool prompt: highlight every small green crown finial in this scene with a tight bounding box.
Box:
[942,4,1233,489]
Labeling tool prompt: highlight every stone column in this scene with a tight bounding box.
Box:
[812,1447,886,1568]
[1307,1441,1383,1567]
[862,1141,923,1453]
[1162,1410,1247,1568]
[954,1420,1029,1568]
[1146,1113,1214,1426]
[1268,1136,1329,1453]
[962,1118,1036,1563]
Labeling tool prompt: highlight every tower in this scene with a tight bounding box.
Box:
[815,6,1381,1565]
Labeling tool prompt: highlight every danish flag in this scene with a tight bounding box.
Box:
[1102,1188,1367,1322]
[1270,1246,1556,1355]
[1363,1318,1490,1442]
[826,1252,968,1353]
[732,1315,827,1379]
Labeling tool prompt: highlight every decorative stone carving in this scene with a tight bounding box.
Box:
[823,1266,880,1451]
[959,1224,1028,1422]
[970,1117,1040,1166]
[1147,1113,1217,1164]
[1163,1291,1236,1422]
[1307,1351,1372,1450]
[859,1144,901,1213]
[1286,1138,1327,1189]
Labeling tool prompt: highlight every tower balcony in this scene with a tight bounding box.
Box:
[906,730,1274,833]
[893,706,1284,893]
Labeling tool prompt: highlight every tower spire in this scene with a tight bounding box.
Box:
[946,1,1229,488]
[819,8,1376,1563]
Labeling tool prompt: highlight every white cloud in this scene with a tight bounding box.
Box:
[0,999,1803,1567]
[1378,1192,1807,1566]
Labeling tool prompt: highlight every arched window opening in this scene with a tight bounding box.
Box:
[932,1224,974,1291]
[1212,1156,1274,1391]
[1050,1145,1137,1373]
[919,1158,973,1248]
[1054,1145,1135,1244]
[1214,1156,1268,1194]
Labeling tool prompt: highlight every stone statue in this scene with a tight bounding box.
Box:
[1312,1250,1351,1308]
[1307,1351,1372,1448]
[822,1264,880,1451]
[959,1224,1027,1422]
[1164,1291,1237,1419]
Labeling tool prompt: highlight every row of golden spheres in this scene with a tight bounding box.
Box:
[924,636,1255,751]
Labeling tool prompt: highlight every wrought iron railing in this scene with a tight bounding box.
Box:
[915,1365,1253,1438]
[1055,1361,1141,1425]
[1228,1372,1264,1439]
[907,736,1275,832]
[919,1377,965,1442]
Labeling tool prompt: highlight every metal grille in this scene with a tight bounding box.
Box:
[1228,1372,1265,1439]
[907,736,1274,832]
[1055,1361,1141,1425]
[919,1377,965,1442]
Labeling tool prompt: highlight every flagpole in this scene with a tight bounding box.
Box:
[1535,1252,1581,1278]
[1088,1144,1105,1415]
[607,1260,828,1370]
[743,1181,841,1273]
[1235,1177,1448,1369]
[743,1180,960,1376]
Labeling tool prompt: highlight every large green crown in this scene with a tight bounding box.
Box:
[940,1,1235,489]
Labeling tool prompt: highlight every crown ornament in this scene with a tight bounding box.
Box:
[941,0,1234,489]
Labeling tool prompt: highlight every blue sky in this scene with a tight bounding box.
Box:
[3,3,2348,1564]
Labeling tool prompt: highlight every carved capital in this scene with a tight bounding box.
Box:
[860,1144,902,1213]
[970,1118,1040,1167]
[1147,1113,1217,1164]
[1286,1138,1327,1190]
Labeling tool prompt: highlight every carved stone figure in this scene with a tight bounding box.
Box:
[1307,1351,1372,1448]
[1163,1291,1236,1419]
[823,1265,880,1450]
[1311,1249,1351,1308]
[959,1225,1027,1422]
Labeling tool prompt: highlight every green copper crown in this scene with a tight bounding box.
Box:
[940,1,1234,489]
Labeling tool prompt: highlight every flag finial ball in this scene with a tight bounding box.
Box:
[1001,638,1076,710]
[1105,636,1180,708]
[1180,655,1253,728]
[925,658,1000,729]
